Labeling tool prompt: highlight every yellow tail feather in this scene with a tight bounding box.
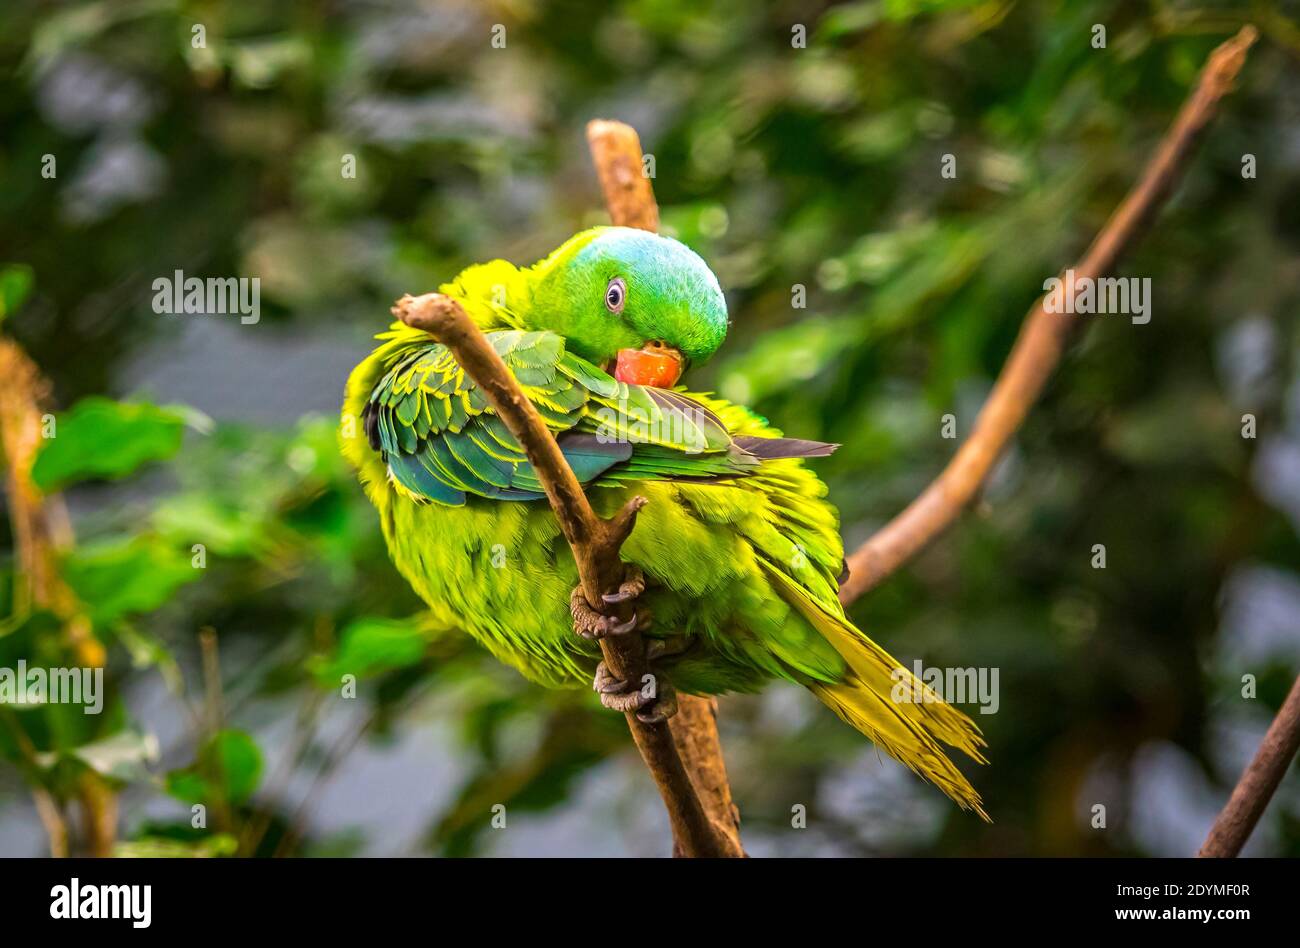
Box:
[810,681,988,820]
[759,561,990,820]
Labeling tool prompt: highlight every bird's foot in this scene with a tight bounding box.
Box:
[591,637,688,725]
[569,567,647,641]
[594,661,678,724]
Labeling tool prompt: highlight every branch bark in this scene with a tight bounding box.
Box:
[394,292,740,857]
[1199,674,1300,857]
[585,118,745,854]
[838,25,1258,605]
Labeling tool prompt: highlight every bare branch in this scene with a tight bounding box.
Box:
[394,291,740,857]
[585,118,746,856]
[0,336,117,856]
[838,26,1258,604]
[1199,674,1300,857]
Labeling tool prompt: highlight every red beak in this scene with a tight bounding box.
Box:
[614,343,683,388]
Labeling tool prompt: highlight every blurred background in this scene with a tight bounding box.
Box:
[0,0,1297,857]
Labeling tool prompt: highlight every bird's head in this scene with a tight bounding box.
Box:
[526,227,728,387]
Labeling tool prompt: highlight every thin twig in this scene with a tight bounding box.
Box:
[0,708,69,857]
[395,292,738,857]
[197,626,235,836]
[838,26,1258,604]
[0,336,116,855]
[239,618,331,855]
[585,119,746,854]
[1199,674,1300,857]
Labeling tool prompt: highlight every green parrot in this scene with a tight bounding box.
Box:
[341,226,987,817]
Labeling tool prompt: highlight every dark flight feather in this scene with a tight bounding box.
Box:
[734,436,839,459]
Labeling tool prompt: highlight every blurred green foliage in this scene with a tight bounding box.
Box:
[0,0,1298,856]
[31,397,195,491]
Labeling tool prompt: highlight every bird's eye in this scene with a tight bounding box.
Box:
[604,277,627,314]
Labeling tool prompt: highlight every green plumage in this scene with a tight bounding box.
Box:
[342,226,987,817]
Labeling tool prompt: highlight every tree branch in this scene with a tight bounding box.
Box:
[587,119,660,232]
[1199,674,1300,857]
[585,118,746,855]
[393,291,739,857]
[838,25,1258,605]
[0,337,116,856]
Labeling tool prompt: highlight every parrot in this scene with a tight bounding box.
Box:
[341,225,987,817]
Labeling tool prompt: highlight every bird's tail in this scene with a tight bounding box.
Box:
[759,562,989,820]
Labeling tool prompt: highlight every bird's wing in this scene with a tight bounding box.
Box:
[363,326,832,506]
[667,394,850,614]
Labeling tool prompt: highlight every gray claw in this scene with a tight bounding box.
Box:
[602,566,646,606]
[635,681,678,724]
[571,581,648,641]
[591,660,678,723]
[606,611,639,636]
[593,662,627,695]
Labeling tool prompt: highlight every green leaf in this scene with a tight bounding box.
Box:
[31,397,194,492]
[206,729,263,804]
[0,264,34,325]
[227,36,311,90]
[63,537,201,627]
[152,495,271,558]
[313,617,428,684]
[164,770,210,805]
[165,728,263,806]
[114,623,182,690]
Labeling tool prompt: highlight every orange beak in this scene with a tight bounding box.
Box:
[613,342,684,388]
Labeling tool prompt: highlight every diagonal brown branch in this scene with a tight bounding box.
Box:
[838,26,1258,605]
[1199,673,1300,857]
[393,291,739,857]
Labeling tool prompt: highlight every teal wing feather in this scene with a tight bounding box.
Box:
[365,328,776,506]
